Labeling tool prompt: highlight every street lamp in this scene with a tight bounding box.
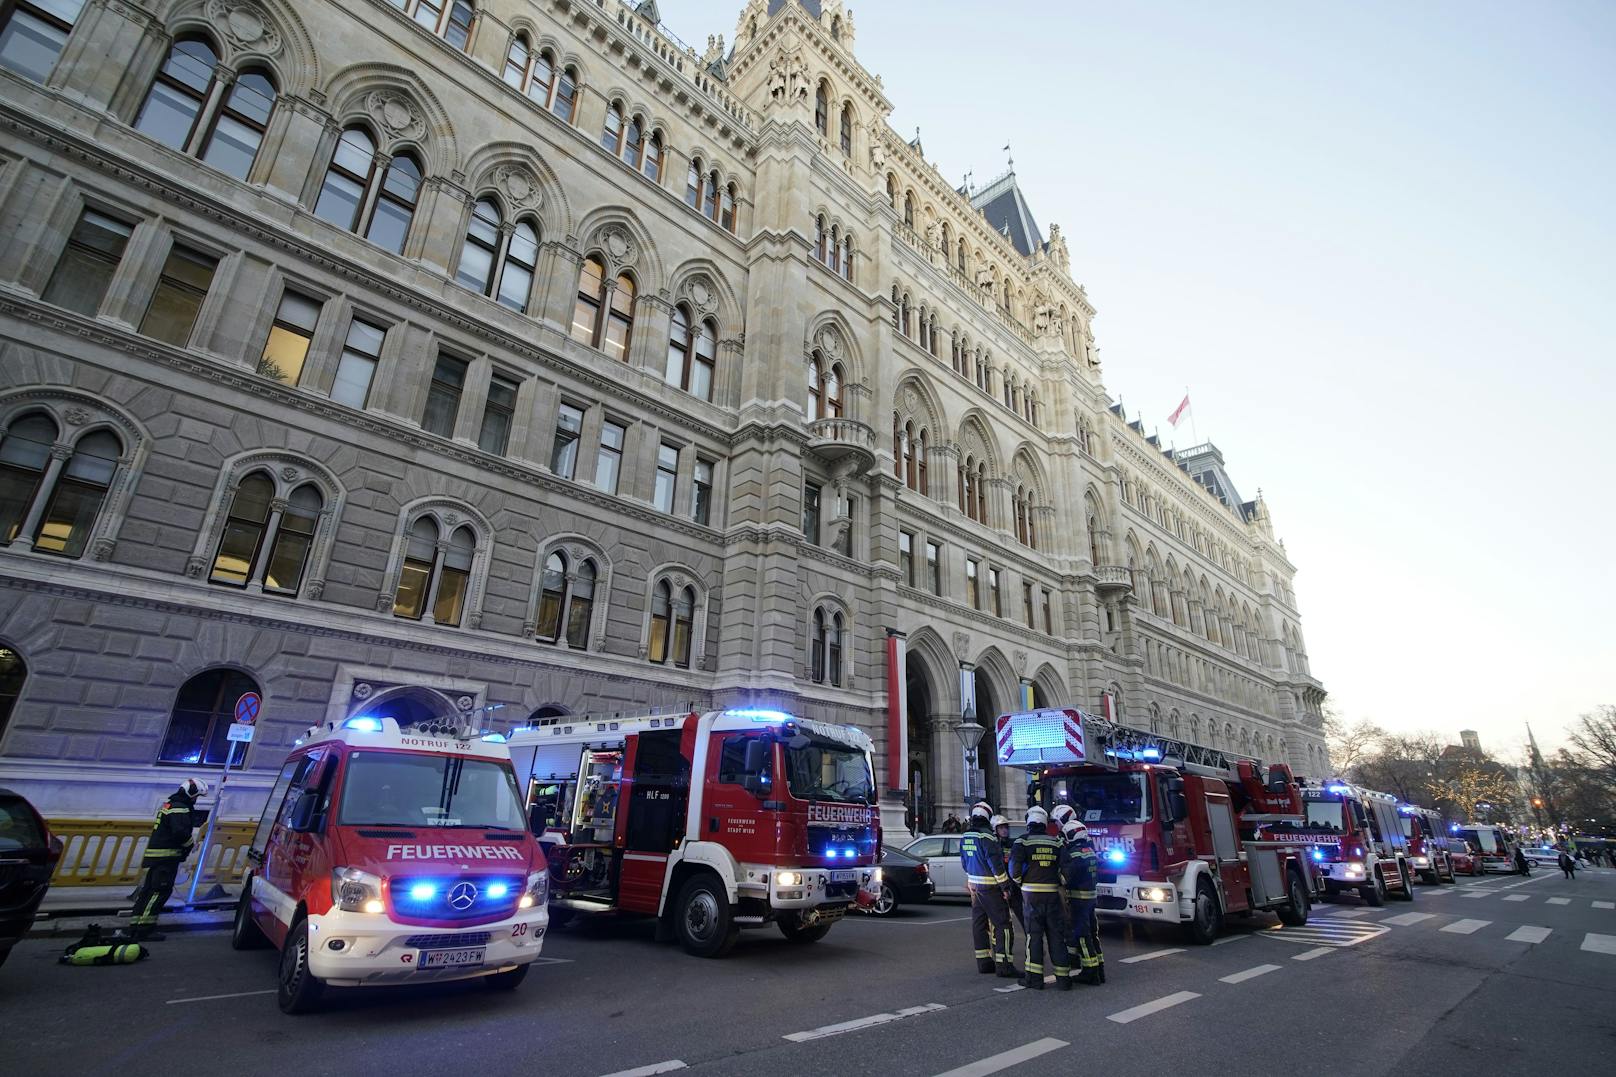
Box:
[956,706,985,807]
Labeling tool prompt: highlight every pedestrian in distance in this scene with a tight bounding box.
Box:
[126,777,208,941]
[1558,849,1576,880]
[959,802,1016,978]
[1061,819,1105,985]
[1009,806,1073,991]
[1514,845,1531,876]
[940,813,963,834]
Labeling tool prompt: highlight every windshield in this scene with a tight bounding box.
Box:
[1457,828,1499,854]
[1304,800,1345,830]
[339,751,527,829]
[1057,773,1149,824]
[1400,817,1415,838]
[784,738,874,804]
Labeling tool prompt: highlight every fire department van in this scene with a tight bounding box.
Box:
[230,715,550,1013]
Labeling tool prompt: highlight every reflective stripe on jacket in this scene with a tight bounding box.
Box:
[1062,843,1099,899]
[960,828,1010,885]
[1010,831,1070,894]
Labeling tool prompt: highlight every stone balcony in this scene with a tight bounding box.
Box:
[1094,565,1134,594]
[806,417,877,468]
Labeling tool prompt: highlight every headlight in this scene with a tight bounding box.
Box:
[1137,886,1172,903]
[519,869,548,910]
[777,872,803,887]
[872,868,883,885]
[332,867,383,913]
[1344,862,1365,876]
[1411,856,1429,867]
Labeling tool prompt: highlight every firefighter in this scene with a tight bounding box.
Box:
[1062,818,1105,985]
[960,802,1016,977]
[126,778,208,940]
[1009,805,1073,990]
[992,814,1025,946]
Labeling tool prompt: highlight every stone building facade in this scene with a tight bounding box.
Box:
[0,0,1328,825]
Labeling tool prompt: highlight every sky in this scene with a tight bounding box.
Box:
[660,1,1616,757]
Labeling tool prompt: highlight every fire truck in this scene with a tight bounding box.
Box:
[504,708,881,958]
[995,707,1322,944]
[1296,780,1417,904]
[1453,822,1514,874]
[1399,803,1457,884]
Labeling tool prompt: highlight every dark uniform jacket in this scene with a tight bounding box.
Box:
[141,787,199,865]
[960,824,1010,885]
[1062,841,1099,899]
[1009,826,1070,894]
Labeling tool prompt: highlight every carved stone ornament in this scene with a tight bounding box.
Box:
[1013,649,1028,677]
[352,682,375,700]
[952,631,971,660]
[670,573,691,591]
[494,164,543,210]
[456,695,474,712]
[375,593,395,612]
[280,465,299,482]
[63,406,91,426]
[600,225,635,265]
[90,537,115,562]
[816,327,843,360]
[684,277,716,314]
[365,91,426,142]
[207,0,284,55]
[900,387,918,414]
[185,555,208,579]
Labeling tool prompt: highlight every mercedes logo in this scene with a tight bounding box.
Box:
[447,881,478,911]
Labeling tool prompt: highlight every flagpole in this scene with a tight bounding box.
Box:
[1187,385,1200,446]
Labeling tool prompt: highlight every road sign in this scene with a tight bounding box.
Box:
[227,723,255,743]
[234,691,261,725]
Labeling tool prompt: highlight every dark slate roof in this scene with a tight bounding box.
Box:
[768,0,824,16]
[971,171,1043,257]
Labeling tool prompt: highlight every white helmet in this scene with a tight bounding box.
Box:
[1050,804,1077,826]
[1062,820,1089,841]
[1026,806,1049,826]
[182,778,210,799]
[969,802,993,822]
[990,814,1010,830]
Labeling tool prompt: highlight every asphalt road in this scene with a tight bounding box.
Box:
[3,865,1614,1077]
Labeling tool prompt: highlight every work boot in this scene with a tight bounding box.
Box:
[1054,975,1073,991]
[1019,973,1045,990]
[976,958,996,974]
[996,961,1017,979]
[1075,969,1100,985]
[1098,962,1107,984]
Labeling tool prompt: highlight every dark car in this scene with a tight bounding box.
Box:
[0,788,62,969]
[868,844,933,916]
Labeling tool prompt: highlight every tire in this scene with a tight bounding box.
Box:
[673,874,739,958]
[871,883,898,917]
[277,916,325,1015]
[482,963,529,991]
[778,914,833,944]
[1183,880,1223,945]
[546,907,576,930]
[1395,865,1416,901]
[230,879,269,951]
[1361,870,1386,907]
[1276,872,1309,927]
[1421,870,1439,885]
[1441,860,1456,883]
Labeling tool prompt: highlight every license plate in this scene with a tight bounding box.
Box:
[418,947,485,969]
[831,870,855,882]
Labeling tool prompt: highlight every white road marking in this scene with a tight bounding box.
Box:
[931,1037,1069,1077]
[1506,926,1552,944]
[1120,948,1185,964]
[1260,919,1387,948]
[1461,891,1491,899]
[993,985,1025,994]
[1503,895,1530,902]
[1495,872,1558,890]
[1291,947,1333,961]
[783,1003,947,1042]
[1219,963,1281,984]
[1210,934,1250,945]
[1440,919,1490,935]
[1593,901,1615,910]
[878,916,975,925]
[1582,934,1616,955]
[166,989,277,1005]
[599,1063,687,1077]
[1106,991,1201,1025]
[1546,898,1571,906]
[1383,912,1436,926]
[1328,908,1376,918]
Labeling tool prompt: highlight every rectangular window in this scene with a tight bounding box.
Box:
[421,353,467,438]
[653,442,678,513]
[138,243,217,346]
[899,530,914,586]
[835,495,856,557]
[258,290,322,386]
[0,0,85,84]
[595,420,625,494]
[331,317,384,408]
[691,458,713,525]
[803,482,821,546]
[1042,589,1054,634]
[927,541,942,596]
[478,373,519,455]
[988,567,1001,616]
[41,209,133,316]
[551,403,584,479]
[1023,581,1035,629]
[965,558,980,609]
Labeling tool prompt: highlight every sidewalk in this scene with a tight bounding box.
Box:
[28,882,241,939]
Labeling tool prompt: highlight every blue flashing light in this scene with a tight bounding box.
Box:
[727,708,794,723]
[480,732,507,743]
[509,726,533,735]
[1450,823,1461,833]
[1104,848,1127,866]
[1141,747,1163,762]
[486,882,509,899]
[844,847,857,858]
[408,883,437,900]
[1325,783,1350,795]
[344,716,383,732]
[1312,848,1325,862]
[826,848,841,859]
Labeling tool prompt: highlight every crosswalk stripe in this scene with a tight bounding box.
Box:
[1260,919,1387,948]
[1593,901,1614,910]
[1461,891,1490,899]
[1291,947,1333,961]
[1440,919,1490,935]
[1503,895,1530,902]
[1120,948,1184,964]
[1107,991,1201,1025]
[931,1038,1068,1077]
[1506,926,1551,944]
[1383,912,1435,926]
[1580,934,1616,955]
[1327,908,1375,918]
[1219,963,1281,984]
[1546,898,1571,906]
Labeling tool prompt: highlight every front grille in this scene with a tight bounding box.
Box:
[826,881,858,898]
[390,875,523,922]
[1098,895,1127,911]
[1098,871,1119,884]
[404,931,492,949]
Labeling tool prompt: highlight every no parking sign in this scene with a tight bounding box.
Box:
[234,691,261,725]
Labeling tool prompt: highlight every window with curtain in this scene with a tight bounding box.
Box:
[814,82,828,136]
[810,608,825,683]
[264,484,322,594]
[366,153,420,254]
[550,402,583,479]
[421,353,467,438]
[648,580,672,664]
[0,0,87,83]
[199,69,276,180]
[685,159,701,208]
[392,516,438,620]
[133,36,219,151]
[600,101,623,154]
[570,256,605,346]
[642,132,663,182]
[313,126,376,232]
[42,209,133,316]
[665,306,717,401]
[603,274,634,360]
[839,104,853,155]
[432,526,474,626]
[138,243,217,346]
[478,374,518,455]
[31,429,120,559]
[209,471,273,586]
[257,290,322,386]
[691,459,713,525]
[331,316,384,408]
[671,587,694,669]
[564,559,595,648]
[0,412,56,545]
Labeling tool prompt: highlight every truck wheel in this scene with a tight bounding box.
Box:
[674,874,739,958]
[1421,868,1440,885]
[546,907,576,930]
[230,879,268,951]
[872,883,898,917]
[1441,859,1457,883]
[778,914,833,944]
[1395,865,1416,901]
[277,916,325,1015]
[1276,872,1309,927]
[1361,870,1386,907]
[1183,880,1222,945]
[482,963,529,991]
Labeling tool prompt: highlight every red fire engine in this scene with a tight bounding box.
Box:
[995,707,1322,944]
[1296,780,1417,904]
[505,708,880,957]
[1398,803,1457,884]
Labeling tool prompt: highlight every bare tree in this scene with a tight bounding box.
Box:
[1323,708,1384,779]
[1359,731,1446,805]
[1566,705,1616,794]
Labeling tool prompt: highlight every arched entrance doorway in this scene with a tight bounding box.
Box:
[905,662,933,833]
[361,687,455,728]
[529,705,570,722]
[972,671,1002,811]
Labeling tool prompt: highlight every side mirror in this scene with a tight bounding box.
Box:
[743,738,770,774]
[287,789,321,833]
[1167,793,1189,822]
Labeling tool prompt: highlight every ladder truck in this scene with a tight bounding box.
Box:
[995,707,1323,944]
[504,708,880,957]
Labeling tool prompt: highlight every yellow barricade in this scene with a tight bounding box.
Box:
[47,818,256,887]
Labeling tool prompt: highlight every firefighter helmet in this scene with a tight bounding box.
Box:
[989,814,1009,830]
[1025,806,1049,826]
[1050,804,1077,826]
[969,802,993,822]
[182,778,210,799]
[1062,820,1089,842]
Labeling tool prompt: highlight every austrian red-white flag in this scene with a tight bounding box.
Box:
[1167,394,1191,428]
